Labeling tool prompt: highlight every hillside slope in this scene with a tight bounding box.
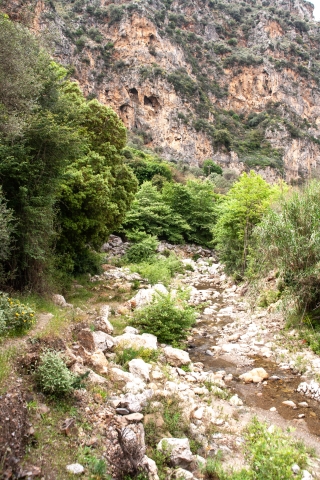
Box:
[3,0,320,182]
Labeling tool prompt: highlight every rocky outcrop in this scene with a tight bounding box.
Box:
[3,0,320,183]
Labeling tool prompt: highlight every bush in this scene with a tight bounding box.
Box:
[250,181,320,314]
[36,350,79,397]
[131,291,196,344]
[129,253,184,285]
[125,234,158,263]
[115,346,159,370]
[0,293,35,335]
[202,159,223,176]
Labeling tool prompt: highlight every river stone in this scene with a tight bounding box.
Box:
[282,400,297,408]
[124,413,144,422]
[116,408,130,415]
[239,368,269,383]
[129,358,152,382]
[302,471,313,480]
[130,284,168,309]
[157,438,193,468]
[110,367,134,383]
[163,347,191,367]
[66,463,84,474]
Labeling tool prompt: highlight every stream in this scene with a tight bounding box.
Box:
[187,280,320,437]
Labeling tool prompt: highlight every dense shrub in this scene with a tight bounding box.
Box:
[0,293,35,335]
[131,291,196,344]
[202,159,223,176]
[250,181,320,314]
[125,234,158,263]
[36,350,79,397]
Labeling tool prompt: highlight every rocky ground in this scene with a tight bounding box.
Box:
[1,239,320,479]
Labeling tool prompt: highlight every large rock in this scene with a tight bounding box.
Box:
[124,379,147,394]
[110,367,134,383]
[163,347,191,367]
[129,358,152,382]
[129,284,168,309]
[114,332,157,350]
[174,468,194,479]
[87,350,108,375]
[116,390,154,413]
[94,305,114,334]
[52,294,73,308]
[77,328,95,351]
[239,368,269,383]
[92,331,114,351]
[157,438,193,469]
[142,456,159,480]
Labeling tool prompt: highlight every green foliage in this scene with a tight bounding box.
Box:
[0,293,35,335]
[123,147,172,184]
[125,234,158,263]
[167,69,198,98]
[122,182,190,243]
[0,18,137,289]
[36,350,80,397]
[128,253,184,286]
[131,291,196,344]
[57,97,138,271]
[205,418,308,480]
[115,346,159,370]
[202,159,223,176]
[250,180,320,313]
[213,171,281,277]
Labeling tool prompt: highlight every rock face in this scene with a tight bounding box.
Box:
[4,0,320,183]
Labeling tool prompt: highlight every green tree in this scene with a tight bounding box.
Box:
[163,180,217,246]
[122,182,190,243]
[213,171,281,277]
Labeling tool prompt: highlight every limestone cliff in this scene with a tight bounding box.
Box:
[2,0,320,182]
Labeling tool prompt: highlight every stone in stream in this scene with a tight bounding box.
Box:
[163,346,191,367]
[282,400,297,408]
[239,368,269,383]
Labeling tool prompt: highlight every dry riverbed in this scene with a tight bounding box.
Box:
[1,240,320,479]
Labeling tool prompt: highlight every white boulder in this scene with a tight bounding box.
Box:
[157,438,193,468]
[163,347,190,367]
[114,332,158,350]
[66,463,84,475]
[239,368,269,383]
[92,331,114,351]
[129,358,152,382]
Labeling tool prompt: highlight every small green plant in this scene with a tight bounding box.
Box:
[114,346,159,370]
[131,291,196,345]
[257,289,280,307]
[0,293,35,335]
[180,364,192,372]
[36,350,84,397]
[128,253,184,286]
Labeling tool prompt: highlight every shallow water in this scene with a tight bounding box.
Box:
[188,286,320,437]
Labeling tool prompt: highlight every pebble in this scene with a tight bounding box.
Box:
[205,350,214,356]
[270,407,277,412]
[116,408,130,415]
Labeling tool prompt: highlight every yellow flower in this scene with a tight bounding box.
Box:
[15,313,19,316]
